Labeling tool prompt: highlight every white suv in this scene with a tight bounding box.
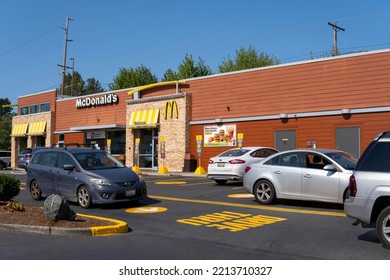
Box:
[344,131,390,248]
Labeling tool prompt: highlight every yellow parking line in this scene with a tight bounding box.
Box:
[179,182,213,186]
[150,195,346,217]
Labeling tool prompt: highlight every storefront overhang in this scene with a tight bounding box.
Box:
[11,123,28,137]
[129,109,160,129]
[27,121,46,136]
[69,124,126,131]
[127,81,187,96]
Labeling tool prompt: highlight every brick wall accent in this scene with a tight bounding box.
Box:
[126,94,190,172]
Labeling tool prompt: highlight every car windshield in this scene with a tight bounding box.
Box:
[74,152,125,170]
[324,151,358,170]
[218,149,250,157]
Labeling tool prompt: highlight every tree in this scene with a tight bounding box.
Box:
[0,98,12,117]
[61,71,85,96]
[84,78,105,95]
[109,65,158,90]
[0,98,15,150]
[218,46,279,73]
[60,72,105,96]
[176,54,213,79]
[161,69,179,82]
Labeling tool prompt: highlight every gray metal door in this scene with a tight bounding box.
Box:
[335,127,360,158]
[275,130,296,151]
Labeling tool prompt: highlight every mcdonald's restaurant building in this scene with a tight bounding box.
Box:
[10,49,390,173]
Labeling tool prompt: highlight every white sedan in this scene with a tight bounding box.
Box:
[207,147,278,185]
[243,149,358,205]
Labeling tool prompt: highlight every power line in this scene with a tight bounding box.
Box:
[0,26,60,59]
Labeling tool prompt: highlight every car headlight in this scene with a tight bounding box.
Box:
[138,174,145,183]
[90,178,111,186]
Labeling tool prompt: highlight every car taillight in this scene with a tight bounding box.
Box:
[348,175,357,197]
[245,166,251,173]
[229,159,246,164]
[209,159,214,164]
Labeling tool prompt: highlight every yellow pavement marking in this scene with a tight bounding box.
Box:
[126,206,167,214]
[155,181,187,185]
[179,182,213,186]
[228,193,254,198]
[150,195,346,217]
[177,211,287,232]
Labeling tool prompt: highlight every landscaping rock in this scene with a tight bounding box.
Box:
[43,194,76,221]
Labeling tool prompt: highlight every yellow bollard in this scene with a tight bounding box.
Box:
[132,165,142,174]
[158,165,170,174]
[194,166,207,175]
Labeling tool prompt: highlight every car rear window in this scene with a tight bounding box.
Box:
[19,149,32,155]
[357,142,390,172]
[0,151,11,157]
[218,149,250,157]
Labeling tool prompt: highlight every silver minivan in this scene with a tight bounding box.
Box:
[26,147,147,208]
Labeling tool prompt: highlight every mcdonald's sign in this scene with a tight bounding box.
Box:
[164,100,179,119]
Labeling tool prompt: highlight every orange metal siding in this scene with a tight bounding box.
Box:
[64,133,84,144]
[187,52,390,121]
[55,90,130,131]
[191,112,390,171]
[18,90,57,113]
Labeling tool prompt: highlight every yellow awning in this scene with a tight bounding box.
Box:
[28,121,46,136]
[129,109,159,128]
[11,123,28,137]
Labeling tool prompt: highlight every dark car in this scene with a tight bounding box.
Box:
[26,146,147,208]
[0,150,11,170]
[17,147,46,170]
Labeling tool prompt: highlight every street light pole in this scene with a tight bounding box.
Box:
[70,58,75,96]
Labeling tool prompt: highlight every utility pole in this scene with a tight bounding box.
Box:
[328,21,345,56]
[58,16,74,97]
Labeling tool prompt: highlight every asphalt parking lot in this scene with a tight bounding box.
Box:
[0,170,389,260]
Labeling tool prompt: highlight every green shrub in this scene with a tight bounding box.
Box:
[0,174,21,201]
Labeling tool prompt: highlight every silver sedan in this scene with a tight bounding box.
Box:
[207,147,278,185]
[243,149,358,205]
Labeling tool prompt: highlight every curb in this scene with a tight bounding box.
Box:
[0,214,128,236]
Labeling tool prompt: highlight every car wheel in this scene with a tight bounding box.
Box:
[0,161,5,170]
[77,185,92,208]
[215,179,227,185]
[376,206,390,249]
[30,180,42,200]
[253,179,275,205]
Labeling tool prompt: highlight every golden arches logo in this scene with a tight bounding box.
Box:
[164,100,179,119]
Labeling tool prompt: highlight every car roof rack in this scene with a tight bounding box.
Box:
[51,143,97,150]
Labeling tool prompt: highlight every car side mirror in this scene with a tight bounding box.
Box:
[63,164,75,171]
[323,164,337,171]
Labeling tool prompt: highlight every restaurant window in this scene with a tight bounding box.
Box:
[108,130,125,154]
[29,104,39,114]
[40,103,50,112]
[20,107,29,115]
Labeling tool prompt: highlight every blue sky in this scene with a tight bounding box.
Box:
[1,0,390,104]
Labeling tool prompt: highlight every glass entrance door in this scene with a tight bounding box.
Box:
[137,128,158,169]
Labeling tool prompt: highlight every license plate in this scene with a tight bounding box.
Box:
[217,163,225,167]
[125,189,136,197]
